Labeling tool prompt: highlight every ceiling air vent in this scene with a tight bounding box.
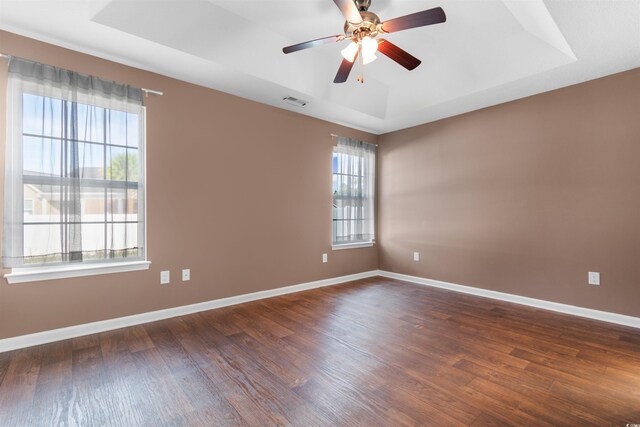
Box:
[283,96,308,108]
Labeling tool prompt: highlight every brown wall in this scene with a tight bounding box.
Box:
[0,31,378,339]
[2,30,639,341]
[378,68,640,317]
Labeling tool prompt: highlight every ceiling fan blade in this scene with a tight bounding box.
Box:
[333,0,363,24]
[377,39,421,70]
[283,35,343,54]
[381,7,446,34]
[334,53,358,83]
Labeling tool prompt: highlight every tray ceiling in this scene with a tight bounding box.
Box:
[1,0,639,134]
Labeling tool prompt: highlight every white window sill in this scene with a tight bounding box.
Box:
[4,260,151,284]
[331,242,375,251]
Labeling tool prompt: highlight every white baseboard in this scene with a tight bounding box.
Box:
[0,270,378,353]
[5,269,637,353]
[378,270,640,329]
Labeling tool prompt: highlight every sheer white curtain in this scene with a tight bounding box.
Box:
[3,57,145,267]
[332,136,376,244]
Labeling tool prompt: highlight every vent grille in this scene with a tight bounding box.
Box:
[283,96,308,107]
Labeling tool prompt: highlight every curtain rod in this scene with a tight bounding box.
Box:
[1,52,163,96]
[142,88,163,96]
[330,133,378,146]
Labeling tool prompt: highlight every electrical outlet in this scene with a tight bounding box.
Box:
[413,252,420,261]
[588,272,600,286]
[160,270,170,285]
[182,269,190,282]
[322,253,328,263]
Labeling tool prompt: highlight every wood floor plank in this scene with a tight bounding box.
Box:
[68,344,115,426]
[0,351,11,385]
[99,327,179,426]
[123,324,155,353]
[143,320,246,425]
[0,347,43,426]
[26,340,74,427]
[1,276,639,426]
[548,380,638,423]
[128,346,196,422]
[227,332,311,388]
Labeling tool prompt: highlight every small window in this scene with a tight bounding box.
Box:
[332,137,376,247]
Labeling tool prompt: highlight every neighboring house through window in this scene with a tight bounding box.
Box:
[23,199,33,215]
[332,136,376,249]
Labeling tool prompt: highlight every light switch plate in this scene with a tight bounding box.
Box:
[588,272,600,286]
[182,269,190,281]
[322,253,328,263]
[413,252,420,261]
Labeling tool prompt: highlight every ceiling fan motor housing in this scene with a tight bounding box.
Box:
[344,11,381,38]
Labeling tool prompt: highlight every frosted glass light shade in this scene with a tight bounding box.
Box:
[341,42,359,62]
[361,36,378,55]
[362,51,377,64]
[361,36,378,64]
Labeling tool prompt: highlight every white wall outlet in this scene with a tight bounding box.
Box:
[160,270,170,285]
[322,253,328,263]
[413,252,420,261]
[588,272,600,286]
[182,269,190,282]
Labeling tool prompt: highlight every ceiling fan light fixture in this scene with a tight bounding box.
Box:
[341,41,359,62]
[361,36,378,54]
[360,36,378,64]
[362,51,377,65]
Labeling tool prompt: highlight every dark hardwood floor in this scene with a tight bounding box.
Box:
[1,276,640,426]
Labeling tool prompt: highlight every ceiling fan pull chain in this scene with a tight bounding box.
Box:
[357,44,364,83]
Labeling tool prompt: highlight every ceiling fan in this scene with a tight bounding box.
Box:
[282,0,446,83]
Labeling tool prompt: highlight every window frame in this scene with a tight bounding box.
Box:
[4,80,150,283]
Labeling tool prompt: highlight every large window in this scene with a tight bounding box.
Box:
[3,57,146,272]
[332,136,376,248]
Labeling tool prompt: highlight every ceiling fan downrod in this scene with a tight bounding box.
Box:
[355,0,371,12]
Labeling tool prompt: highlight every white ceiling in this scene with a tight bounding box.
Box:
[1,0,639,134]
